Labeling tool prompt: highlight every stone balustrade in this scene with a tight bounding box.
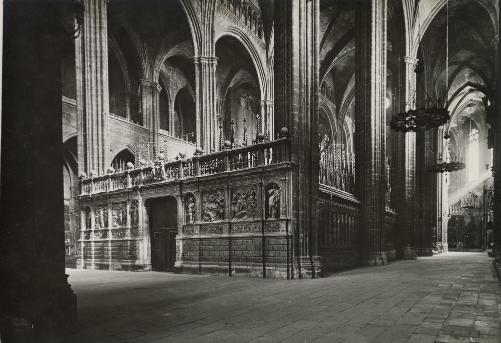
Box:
[79,138,289,196]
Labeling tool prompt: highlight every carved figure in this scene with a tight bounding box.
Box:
[112,202,127,227]
[95,208,104,229]
[85,207,91,230]
[153,160,166,181]
[130,200,139,227]
[231,187,257,219]
[268,187,280,219]
[185,195,196,224]
[202,191,225,222]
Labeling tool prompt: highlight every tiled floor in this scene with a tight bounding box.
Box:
[58,252,501,342]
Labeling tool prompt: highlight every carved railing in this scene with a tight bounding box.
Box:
[219,0,264,40]
[319,144,356,194]
[79,138,289,196]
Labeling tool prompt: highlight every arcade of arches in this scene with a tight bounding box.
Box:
[2,0,501,336]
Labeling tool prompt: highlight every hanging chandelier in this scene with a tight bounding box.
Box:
[390,96,450,132]
[428,132,465,173]
[390,0,451,133]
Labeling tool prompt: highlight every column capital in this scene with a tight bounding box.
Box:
[140,79,162,92]
[403,56,419,67]
[193,56,218,66]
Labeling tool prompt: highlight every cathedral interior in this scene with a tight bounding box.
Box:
[1,0,501,341]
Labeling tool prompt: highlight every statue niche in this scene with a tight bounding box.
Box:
[84,206,91,230]
[130,200,139,227]
[231,187,257,219]
[95,206,108,229]
[184,194,196,224]
[112,202,127,227]
[265,183,280,219]
[202,190,225,222]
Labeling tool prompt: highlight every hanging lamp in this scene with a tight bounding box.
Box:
[390,2,450,132]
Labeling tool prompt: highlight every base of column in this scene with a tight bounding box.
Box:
[442,243,448,253]
[402,245,417,260]
[435,243,448,253]
[1,275,77,342]
[298,255,322,279]
[366,251,387,266]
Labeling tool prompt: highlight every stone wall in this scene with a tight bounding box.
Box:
[77,161,293,278]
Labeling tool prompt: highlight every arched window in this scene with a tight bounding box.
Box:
[174,88,196,143]
[159,85,169,131]
[111,149,135,172]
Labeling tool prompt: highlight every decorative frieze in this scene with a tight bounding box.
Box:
[232,222,260,234]
[199,224,224,235]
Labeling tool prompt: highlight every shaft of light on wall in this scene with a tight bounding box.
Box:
[448,170,492,205]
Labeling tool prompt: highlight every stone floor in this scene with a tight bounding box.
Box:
[58,252,500,343]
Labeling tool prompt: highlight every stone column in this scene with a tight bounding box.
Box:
[194,56,218,152]
[169,108,177,136]
[80,0,111,176]
[402,56,418,259]
[1,1,77,336]
[259,99,266,136]
[141,198,152,270]
[355,0,388,265]
[493,8,501,259]
[267,100,275,139]
[274,0,321,278]
[140,79,162,154]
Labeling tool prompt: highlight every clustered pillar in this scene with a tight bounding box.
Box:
[194,56,218,153]
[79,0,111,176]
[355,0,388,265]
[1,0,77,337]
[141,79,162,154]
[402,56,418,259]
[274,0,321,278]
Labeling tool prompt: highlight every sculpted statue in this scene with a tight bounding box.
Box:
[185,195,196,224]
[85,207,91,230]
[130,200,139,227]
[112,202,127,227]
[95,208,104,229]
[153,160,166,181]
[268,187,280,219]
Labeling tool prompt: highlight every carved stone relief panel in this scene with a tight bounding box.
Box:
[231,186,257,219]
[202,190,225,222]
[94,205,108,229]
[184,193,196,224]
[112,201,127,227]
[130,200,139,227]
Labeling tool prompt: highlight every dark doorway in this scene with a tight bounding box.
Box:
[147,197,178,271]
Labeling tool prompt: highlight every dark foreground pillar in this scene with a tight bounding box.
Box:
[1,1,77,341]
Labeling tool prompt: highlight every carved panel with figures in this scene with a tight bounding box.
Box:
[231,186,257,219]
[112,201,127,227]
[94,206,108,229]
[202,190,225,222]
